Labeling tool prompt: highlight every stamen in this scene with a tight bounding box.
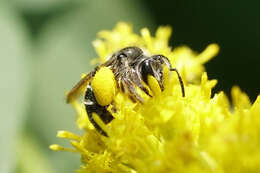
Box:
[49,144,77,152]
[57,130,81,141]
[197,44,219,64]
[92,113,109,136]
[147,75,162,96]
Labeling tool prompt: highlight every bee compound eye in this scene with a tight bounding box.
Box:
[140,59,153,84]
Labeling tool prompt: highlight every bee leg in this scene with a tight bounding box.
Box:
[84,84,114,137]
[122,78,144,103]
[131,73,152,97]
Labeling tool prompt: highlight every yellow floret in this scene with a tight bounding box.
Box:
[147,75,162,96]
[91,67,116,106]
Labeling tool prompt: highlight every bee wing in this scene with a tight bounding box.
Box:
[66,71,95,103]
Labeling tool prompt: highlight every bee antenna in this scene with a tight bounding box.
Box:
[170,68,185,97]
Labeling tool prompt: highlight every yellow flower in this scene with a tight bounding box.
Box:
[50,22,260,173]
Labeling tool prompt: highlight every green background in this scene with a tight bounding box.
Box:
[0,1,259,173]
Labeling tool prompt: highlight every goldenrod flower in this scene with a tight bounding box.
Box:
[50,22,260,173]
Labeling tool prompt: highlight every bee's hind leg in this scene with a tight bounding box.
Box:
[84,84,114,137]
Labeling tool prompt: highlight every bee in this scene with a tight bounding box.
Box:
[66,47,185,136]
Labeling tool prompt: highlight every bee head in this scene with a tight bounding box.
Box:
[138,55,172,91]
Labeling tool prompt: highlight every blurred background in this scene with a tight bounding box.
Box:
[0,0,259,173]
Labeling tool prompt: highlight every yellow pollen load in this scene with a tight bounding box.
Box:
[91,67,116,106]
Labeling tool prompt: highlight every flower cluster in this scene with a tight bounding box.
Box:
[50,22,260,173]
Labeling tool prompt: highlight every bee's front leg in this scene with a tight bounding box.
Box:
[84,84,114,137]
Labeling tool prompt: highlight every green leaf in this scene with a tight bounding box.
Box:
[6,0,77,13]
[17,134,56,173]
[0,4,31,173]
